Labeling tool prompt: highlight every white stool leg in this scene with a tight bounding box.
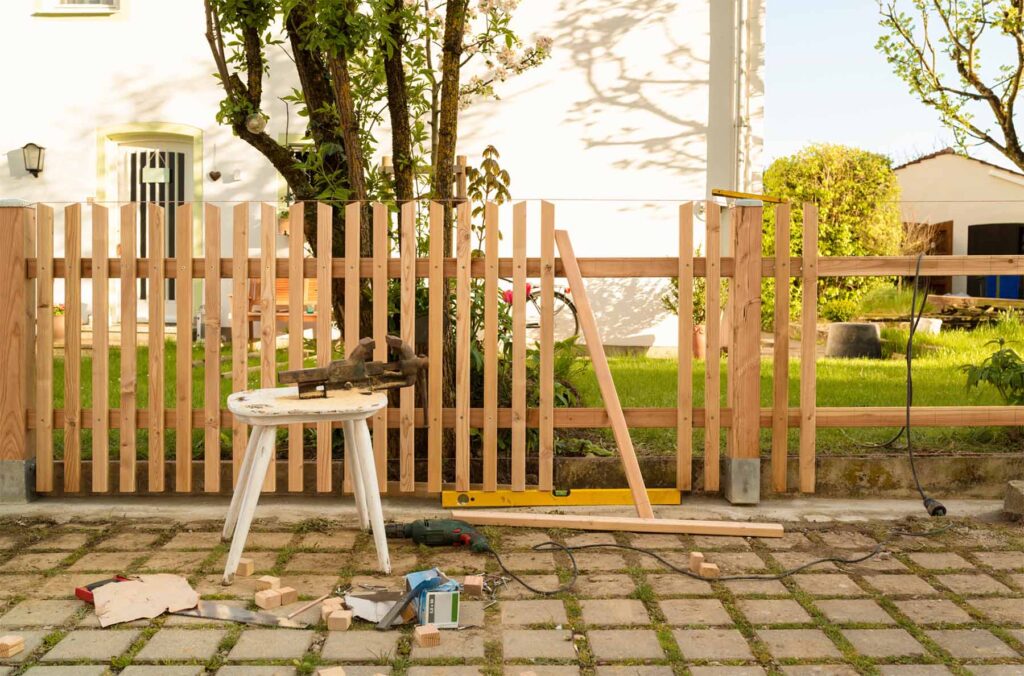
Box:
[343,420,369,531]
[222,425,275,584]
[223,426,266,541]
[354,417,391,574]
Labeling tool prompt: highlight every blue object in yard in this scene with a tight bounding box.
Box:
[405,568,461,628]
[984,275,1022,299]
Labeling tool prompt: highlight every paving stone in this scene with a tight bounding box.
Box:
[709,552,768,572]
[506,666,579,676]
[907,552,974,569]
[863,575,938,596]
[646,574,712,596]
[95,532,162,550]
[502,531,553,549]
[28,533,91,551]
[500,552,557,571]
[226,629,314,660]
[502,629,576,659]
[723,579,788,596]
[572,573,635,598]
[972,551,1024,570]
[68,551,148,572]
[163,531,222,549]
[573,552,628,572]
[0,576,46,599]
[689,669,765,676]
[410,627,485,659]
[565,532,618,546]
[1009,574,1024,590]
[500,599,568,626]
[0,630,46,662]
[760,532,813,550]
[163,600,248,627]
[0,552,68,572]
[353,551,420,574]
[692,536,749,550]
[297,531,357,550]
[35,574,105,600]
[138,550,211,572]
[782,667,859,676]
[423,550,485,574]
[818,531,879,549]
[794,574,866,596]
[967,597,1024,623]
[0,600,82,627]
[41,629,137,661]
[967,667,1024,675]
[848,553,909,572]
[408,668,480,676]
[659,599,732,626]
[496,575,561,599]
[580,599,649,626]
[925,629,1017,659]
[842,629,927,658]
[0,535,20,549]
[459,601,484,628]
[627,534,684,549]
[315,668,390,676]
[894,599,973,624]
[286,552,344,572]
[120,667,204,676]
[814,599,895,624]
[758,629,842,659]
[737,599,812,624]
[245,532,294,549]
[876,667,953,675]
[771,552,838,571]
[135,628,227,661]
[321,630,400,661]
[936,574,1012,595]
[21,668,107,676]
[277,574,341,596]
[587,629,664,661]
[673,629,752,660]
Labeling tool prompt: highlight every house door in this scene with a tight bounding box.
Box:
[118,143,192,324]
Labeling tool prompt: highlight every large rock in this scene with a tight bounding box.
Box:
[1005,480,1024,521]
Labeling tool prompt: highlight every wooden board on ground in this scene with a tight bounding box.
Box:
[451,509,784,538]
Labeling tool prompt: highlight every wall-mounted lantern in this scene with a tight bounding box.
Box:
[22,143,45,178]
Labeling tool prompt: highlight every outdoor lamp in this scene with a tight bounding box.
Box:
[22,143,45,178]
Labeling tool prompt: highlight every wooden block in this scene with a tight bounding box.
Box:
[277,586,298,605]
[255,575,280,591]
[317,668,347,676]
[689,552,705,574]
[327,609,353,631]
[321,598,345,622]
[0,635,23,658]
[414,623,441,647]
[699,562,720,579]
[462,575,485,597]
[254,589,282,609]
[237,557,255,577]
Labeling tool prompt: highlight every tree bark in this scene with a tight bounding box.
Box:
[381,0,415,204]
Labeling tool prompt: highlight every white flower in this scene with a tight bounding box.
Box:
[494,66,508,81]
[497,46,516,66]
[536,36,553,51]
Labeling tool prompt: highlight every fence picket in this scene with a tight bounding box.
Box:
[538,201,555,491]
[800,203,818,493]
[482,202,499,492]
[148,204,166,492]
[704,203,721,491]
[344,202,361,492]
[511,202,527,491]
[118,204,137,492]
[64,204,82,492]
[204,204,221,493]
[677,203,694,490]
[316,202,334,491]
[399,201,416,492]
[455,202,472,491]
[772,203,791,492]
[260,203,277,491]
[371,202,387,492]
[231,203,249,483]
[731,206,763,463]
[175,204,193,492]
[36,204,54,492]
[92,204,110,493]
[288,203,305,492]
[428,201,443,493]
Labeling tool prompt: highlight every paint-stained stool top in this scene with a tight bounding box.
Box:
[227,387,387,425]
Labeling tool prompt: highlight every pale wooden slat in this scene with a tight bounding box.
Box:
[538,201,555,491]
[454,202,472,491]
[371,202,388,492]
[64,204,82,492]
[23,207,36,486]
[230,203,249,483]
[35,204,54,492]
[399,201,416,492]
[704,203,721,491]
[148,204,166,492]
[316,202,334,492]
[800,203,818,493]
[175,204,193,492]
[772,203,792,492]
[204,204,221,493]
[676,203,694,490]
[118,204,137,492]
[0,207,28,469]
[288,203,305,492]
[427,201,444,493]
[553,230,655,519]
[91,204,110,493]
[511,202,527,491]
[344,202,361,493]
[731,206,762,460]
[482,202,499,492]
[260,203,277,491]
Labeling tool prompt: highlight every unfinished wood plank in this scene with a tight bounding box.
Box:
[64,203,82,493]
[800,203,818,493]
[677,203,694,490]
[451,510,784,538]
[553,230,655,519]
[511,203,527,491]
[35,205,54,492]
[118,204,137,492]
[731,206,762,460]
[0,207,28,470]
[24,207,36,488]
[371,202,387,492]
[175,204,194,492]
[288,203,305,492]
[203,204,221,493]
[704,203,721,491]
[92,204,110,493]
[148,204,166,492]
[260,202,277,492]
[427,201,444,493]
[538,201,555,491]
[455,201,472,491]
[772,202,791,493]
[399,201,416,492]
[482,202,499,492]
[317,202,334,492]
[231,203,249,484]
[344,202,360,493]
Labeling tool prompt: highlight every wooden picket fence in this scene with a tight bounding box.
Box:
[0,200,1021,497]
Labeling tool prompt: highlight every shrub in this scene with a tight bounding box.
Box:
[962,339,1024,405]
[661,245,729,325]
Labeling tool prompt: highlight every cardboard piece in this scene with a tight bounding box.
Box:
[406,569,460,629]
[344,591,406,623]
[92,574,199,628]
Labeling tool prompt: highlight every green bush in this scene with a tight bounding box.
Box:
[821,298,859,322]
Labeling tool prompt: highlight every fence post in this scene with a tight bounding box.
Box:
[0,207,33,502]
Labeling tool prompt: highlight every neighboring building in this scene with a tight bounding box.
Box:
[0,0,765,351]
[895,148,1024,296]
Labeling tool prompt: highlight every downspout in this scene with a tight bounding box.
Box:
[734,0,748,192]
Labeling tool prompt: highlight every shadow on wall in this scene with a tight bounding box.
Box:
[5,149,30,180]
[583,277,670,348]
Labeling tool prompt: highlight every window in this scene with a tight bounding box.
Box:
[35,0,120,16]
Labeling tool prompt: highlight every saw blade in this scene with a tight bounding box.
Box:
[170,600,309,628]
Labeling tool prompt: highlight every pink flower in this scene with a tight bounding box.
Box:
[502,289,514,304]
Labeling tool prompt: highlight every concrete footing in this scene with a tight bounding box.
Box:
[0,460,36,503]
[1005,480,1024,521]
[722,457,760,505]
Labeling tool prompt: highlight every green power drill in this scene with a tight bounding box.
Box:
[385,519,491,553]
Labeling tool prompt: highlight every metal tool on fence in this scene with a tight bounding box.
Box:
[278,335,428,401]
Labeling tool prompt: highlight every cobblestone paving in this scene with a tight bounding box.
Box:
[0,516,1019,675]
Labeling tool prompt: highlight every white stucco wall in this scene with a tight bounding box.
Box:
[0,0,764,350]
[895,154,1024,295]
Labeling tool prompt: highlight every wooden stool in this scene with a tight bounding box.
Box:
[221,386,390,583]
